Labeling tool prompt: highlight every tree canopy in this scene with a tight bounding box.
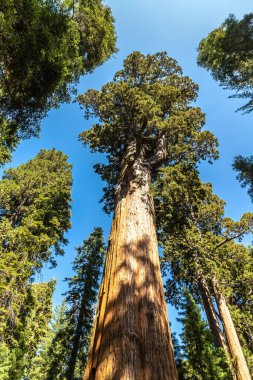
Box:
[0,149,72,351]
[79,51,218,213]
[197,13,253,113]
[0,0,116,165]
[233,155,253,202]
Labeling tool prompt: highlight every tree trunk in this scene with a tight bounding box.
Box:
[198,276,226,348]
[84,150,178,380]
[198,276,237,380]
[211,277,251,380]
[67,292,88,380]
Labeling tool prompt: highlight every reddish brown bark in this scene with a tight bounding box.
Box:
[212,278,251,380]
[198,276,237,379]
[84,156,178,380]
[198,277,226,348]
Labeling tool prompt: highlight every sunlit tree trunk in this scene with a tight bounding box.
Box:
[212,278,251,380]
[84,146,178,380]
[198,277,226,348]
[198,276,237,379]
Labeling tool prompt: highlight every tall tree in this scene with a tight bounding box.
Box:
[0,149,72,348]
[0,0,116,165]
[27,228,106,380]
[64,227,106,380]
[197,13,253,113]
[78,51,218,379]
[177,292,232,380]
[155,167,253,379]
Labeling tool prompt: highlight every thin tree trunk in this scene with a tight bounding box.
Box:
[67,292,88,380]
[84,151,178,380]
[198,276,237,380]
[212,277,251,380]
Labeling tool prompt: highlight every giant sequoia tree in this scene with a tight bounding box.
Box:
[0,0,116,165]
[78,51,218,380]
[197,13,253,113]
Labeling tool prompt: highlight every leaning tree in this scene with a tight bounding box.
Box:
[78,51,218,380]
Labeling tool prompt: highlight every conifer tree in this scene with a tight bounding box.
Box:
[197,13,253,113]
[0,280,55,380]
[27,228,106,380]
[78,51,218,379]
[178,292,232,380]
[233,155,253,201]
[0,0,116,165]
[0,149,72,355]
[28,301,69,380]
[155,167,253,380]
[64,227,106,380]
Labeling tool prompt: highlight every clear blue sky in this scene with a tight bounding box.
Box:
[4,0,253,333]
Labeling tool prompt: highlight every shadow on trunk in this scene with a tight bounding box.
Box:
[85,236,177,380]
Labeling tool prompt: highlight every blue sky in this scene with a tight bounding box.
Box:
[4,0,253,332]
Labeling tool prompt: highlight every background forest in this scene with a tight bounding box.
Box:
[0,0,253,379]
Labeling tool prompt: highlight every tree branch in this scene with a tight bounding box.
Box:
[214,232,246,250]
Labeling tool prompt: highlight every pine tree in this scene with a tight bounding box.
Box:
[78,51,218,379]
[0,0,116,165]
[27,228,106,380]
[178,292,232,380]
[64,227,106,380]
[0,149,72,362]
[197,13,253,113]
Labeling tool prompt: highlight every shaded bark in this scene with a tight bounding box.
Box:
[84,147,178,380]
[198,277,226,348]
[212,277,251,380]
[67,292,88,380]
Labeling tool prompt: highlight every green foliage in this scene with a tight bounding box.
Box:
[0,149,72,346]
[64,227,106,379]
[27,302,69,380]
[0,280,55,380]
[153,164,206,236]
[0,342,12,380]
[154,163,253,371]
[154,163,253,306]
[233,155,253,201]
[197,13,253,113]
[0,0,116,165]
[177,292,232,379]
[79,51,218,213]
[27,228,106,380]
